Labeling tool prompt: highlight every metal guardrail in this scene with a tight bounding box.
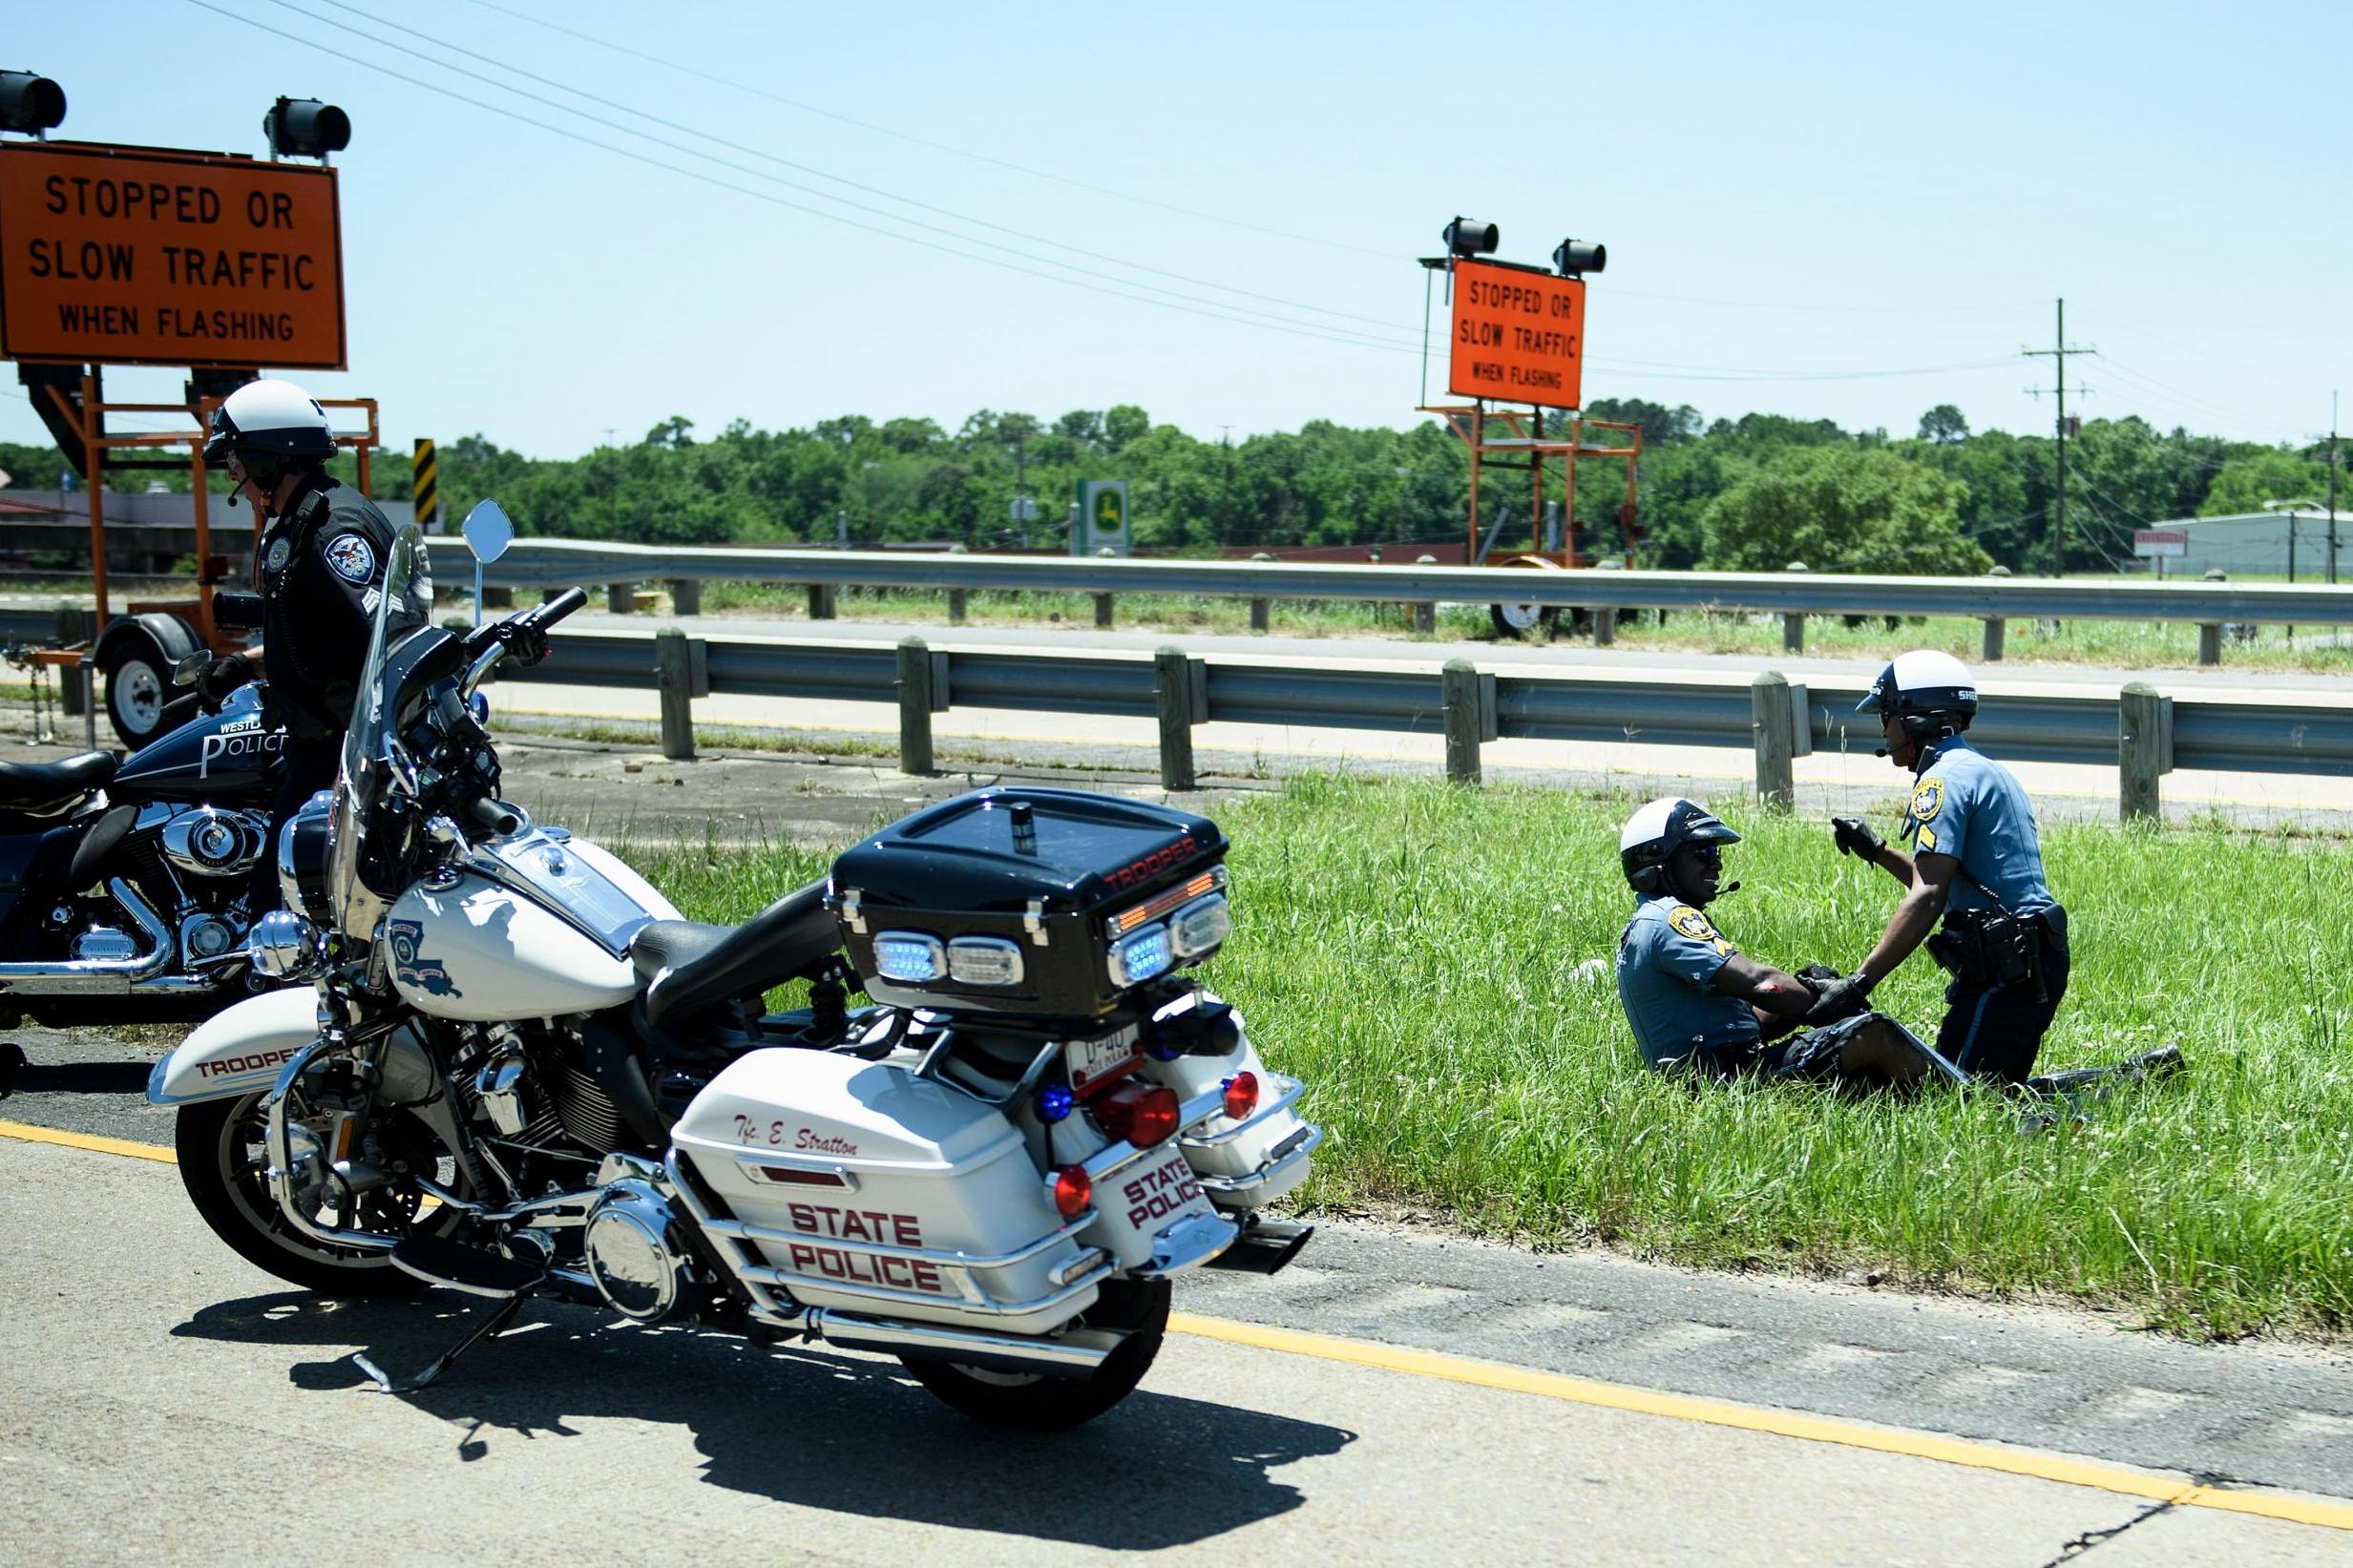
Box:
[492,630,2353,816]
[481,537,2353,629]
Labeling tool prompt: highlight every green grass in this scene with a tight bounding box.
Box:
[624,775,2353,1340]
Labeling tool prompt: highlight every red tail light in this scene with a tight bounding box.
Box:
[1223,1071,1259,1121]
[1094,1080,1182,1149]
[1052,1164,1093,1220]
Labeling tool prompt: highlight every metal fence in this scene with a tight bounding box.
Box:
[478,538,2353,667]
[493,629,2353,818]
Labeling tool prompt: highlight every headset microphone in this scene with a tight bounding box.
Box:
[1719,880,1743,896]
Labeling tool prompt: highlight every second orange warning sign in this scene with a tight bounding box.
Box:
[1445,259,1584,410]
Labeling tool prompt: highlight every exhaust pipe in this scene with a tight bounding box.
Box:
[0,879,176,993]
[807,1307,1113,1379]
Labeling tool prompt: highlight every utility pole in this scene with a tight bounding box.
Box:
[1218,424,1234,547]
[1011,424,1030,550]
[2023,298,2097,577]
[602,427,619,535]
[2329,391,2341,585]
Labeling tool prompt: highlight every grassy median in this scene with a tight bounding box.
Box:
[634,774,2353,1341]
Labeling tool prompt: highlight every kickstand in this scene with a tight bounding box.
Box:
[353,1288,534,1394]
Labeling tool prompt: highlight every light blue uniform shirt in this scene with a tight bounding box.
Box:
[1901,737,2055,917]
[1616,894,1758,1069]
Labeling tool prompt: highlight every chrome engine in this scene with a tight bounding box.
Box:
[582,1159,702,1323]
[159,806,269,880]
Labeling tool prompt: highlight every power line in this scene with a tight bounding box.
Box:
[296,0,1419,337]
[255,0,1423,353]
[457,0,1402,261]
[182,0,1423,358]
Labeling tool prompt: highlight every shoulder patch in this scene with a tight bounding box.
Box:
[325,533,377,585]
[1668,905,1717,943]
[1910,777,1944,822]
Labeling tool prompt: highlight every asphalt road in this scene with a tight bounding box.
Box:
[4,1132,2348,1565]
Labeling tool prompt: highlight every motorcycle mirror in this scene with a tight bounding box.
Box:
[462,498,515,565]
[172,651,206,687]
[468,691,490,725]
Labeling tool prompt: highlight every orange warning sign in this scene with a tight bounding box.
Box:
[1445,258,1584,410]
[0,141,345,370]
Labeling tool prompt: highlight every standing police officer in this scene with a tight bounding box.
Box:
[1615,797,1825,1076]
[193,379,397,908]
[1805,650,2069,1082]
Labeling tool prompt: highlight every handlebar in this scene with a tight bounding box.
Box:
[523,586,589,630]
[470,796,524,836]
[461,583,589,695]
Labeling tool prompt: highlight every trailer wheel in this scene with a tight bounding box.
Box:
[103,631,169,746]
[1489,601,1559,640]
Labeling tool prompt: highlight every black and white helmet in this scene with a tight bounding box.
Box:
[203,378,337,467]
[1619,796,1740,896]
[1857,649,1979,742]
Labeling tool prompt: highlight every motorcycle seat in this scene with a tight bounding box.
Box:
[634,877,841,1031]
[0,750,117,812]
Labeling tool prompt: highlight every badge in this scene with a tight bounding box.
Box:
[326,533,377,585]
[1910,777,1944,822]
[264,536,292,573]
[1669,905,1716,943]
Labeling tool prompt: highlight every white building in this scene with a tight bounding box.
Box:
[2140,509,2349,580]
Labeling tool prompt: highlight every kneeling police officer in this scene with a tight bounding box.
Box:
[1806,650,2069,1083]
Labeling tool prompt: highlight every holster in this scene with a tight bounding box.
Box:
[1931,907,2059,1003]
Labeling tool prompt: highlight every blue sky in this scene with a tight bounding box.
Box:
[5,1,2345,460]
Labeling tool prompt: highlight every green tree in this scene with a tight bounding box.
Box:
[1917,405,1970,444]
[1701,446,1987,575]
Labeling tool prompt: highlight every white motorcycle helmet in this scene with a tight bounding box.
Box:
[1619,796,1740,898]
[1858,649,1979,748]
[203,378,337,469]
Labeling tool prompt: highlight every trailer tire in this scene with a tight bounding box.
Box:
[102,630,170,747]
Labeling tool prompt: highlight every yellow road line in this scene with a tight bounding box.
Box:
[0,1119,177,1164]
[8,1120,2342,1532]
[1170,1312,2353,1533]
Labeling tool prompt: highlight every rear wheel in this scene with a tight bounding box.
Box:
[103,633,168,747]
[899,1276,1171,1432]
[175,1089,469,1297]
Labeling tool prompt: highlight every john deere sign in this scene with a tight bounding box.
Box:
[1074,478,1129,556]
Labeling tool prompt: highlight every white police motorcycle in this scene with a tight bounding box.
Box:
[148,506,1318,1429]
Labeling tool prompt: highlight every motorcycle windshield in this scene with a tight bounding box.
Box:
[328,524,434,938]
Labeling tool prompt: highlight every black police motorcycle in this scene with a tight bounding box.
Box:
[0,598,284,1056]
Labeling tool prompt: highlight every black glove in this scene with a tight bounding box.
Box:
[498,620,552,668]
[1802,973,1873,1026]
[195,654,254,709]
[1795,962,1843,985]
[1831,816,1884,860]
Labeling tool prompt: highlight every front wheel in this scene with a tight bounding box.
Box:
[175,1089,468,1297]
[899,1276,1171,1432]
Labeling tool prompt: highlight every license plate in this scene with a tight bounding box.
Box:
[1065,1029,1140,1093]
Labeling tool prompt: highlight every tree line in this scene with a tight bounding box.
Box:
[3,399,2336,575]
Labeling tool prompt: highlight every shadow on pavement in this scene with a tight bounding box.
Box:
[0,1056,152,1098]
[176,1289,1354,1550]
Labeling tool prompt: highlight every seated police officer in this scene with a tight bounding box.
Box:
[1614,797,1823,1076]
[1805,651,2069,1083]
[193,379,398,909]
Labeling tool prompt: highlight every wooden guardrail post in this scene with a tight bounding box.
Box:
[667,578,700,616]
[1442,659,1483,785]
[1154,647,1200,791]
[2119,681,2165,824]
[53,607,93,717]
[2195,567,2226,666]
[896,636,935,775]
[1982,564,2008,661]
[1751,670,1796,811]
[946,542,969,625]
[1780,561,1807,653]
[808,582,837,621]
[1412,554,1438,634]
[1249,553,1274,633]
[654,628,696,762]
